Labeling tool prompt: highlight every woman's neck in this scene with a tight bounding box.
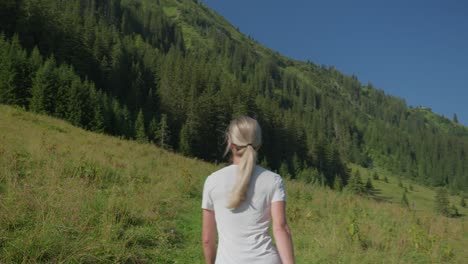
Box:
[232,154,241,165]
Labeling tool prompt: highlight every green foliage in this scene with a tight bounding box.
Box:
[435,188,450,216]
[453,113,458,124]
[296,167,320,184]
[154,114,170,149]
[365,177,373,190]
[347,170,366,195]
[134,109,146,143]
[401,191,409,208]
[333,175,343,191]
[279,161,291,179]
[449,204,460,217]
[461,196,467,208]
[372,171,379,180]
[398,178,404,188]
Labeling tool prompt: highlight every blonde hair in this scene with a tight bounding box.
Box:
[225,116,262,209]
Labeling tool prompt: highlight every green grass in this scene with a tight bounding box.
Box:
[349,164,468,217]
[0,104,467,263]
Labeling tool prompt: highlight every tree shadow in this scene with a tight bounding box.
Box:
[367,188,393,203]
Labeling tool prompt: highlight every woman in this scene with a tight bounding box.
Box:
[202,116,295,264]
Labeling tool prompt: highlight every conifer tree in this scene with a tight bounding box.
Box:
[435,188,450,216]
[461,196,466,208]
[0,36,17,105]
[365,177,373,191]
[383,176,389,183]
[398,178,403,188]
[347,170,366,195]
[121,106,132,138]
[30,57,58,114]
[279,161,291,179]
[135,109,146,142]
[259,157,269,169]
[453,113,458,124]
[334,175,343,191]
[179,121,193,156]
[292,153,302,177]
[449,204,459,217]
[155,114,170,149]
[92,102,105,133]
[148,117,158,142]
[372,172,379,180]
[401,191,409,208]
[67,78,84,126]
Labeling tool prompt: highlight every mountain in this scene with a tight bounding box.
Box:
[0,104,466,263]
[0,0,467,192]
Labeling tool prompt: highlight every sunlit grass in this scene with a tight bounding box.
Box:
[0,105,466,263]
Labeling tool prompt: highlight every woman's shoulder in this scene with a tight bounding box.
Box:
[255,165,284,181]
[205,164,236,182]
[256,165,281,178]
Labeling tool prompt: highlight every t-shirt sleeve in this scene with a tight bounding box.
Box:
[271,176,286,203]
[201,176,214,210]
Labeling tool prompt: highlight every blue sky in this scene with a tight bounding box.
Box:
[200,0,468,126]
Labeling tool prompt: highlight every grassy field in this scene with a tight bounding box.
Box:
[0,104,467,263]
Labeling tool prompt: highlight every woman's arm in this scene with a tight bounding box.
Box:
[202,209,217,264]
[272,201,295,264]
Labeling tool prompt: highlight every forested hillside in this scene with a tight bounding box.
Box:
[1,0,467,192]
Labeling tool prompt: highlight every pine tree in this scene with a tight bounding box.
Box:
[90,89,105,133]
[401,190,409,208]
[135,109,146,142]
[398,178,403,188]
[0,36,17,105]
[334,175,343,191]
[30,57,58,114]
[383,176,389,183]
[365,177,373,190]
[179,121,193,156]
[279,161,291,179]
[121,106,132,138]
[453,113,458,124]
[461,196,466,208]
[259,157,269,169]
[435,188,450,216]
[347,170,366,195]
[148,117,158,142]
[292,153,302,177]
[372,172,379,180]
[155,113,170,149]
[449,204,459,217]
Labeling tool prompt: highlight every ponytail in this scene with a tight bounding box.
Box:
[225,117,262,209]
[227,145,257,208]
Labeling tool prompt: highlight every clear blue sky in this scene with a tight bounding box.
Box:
[200,0,468,126]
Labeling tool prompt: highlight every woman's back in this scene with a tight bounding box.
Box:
[202,164,286,263]
[202,116,294,264]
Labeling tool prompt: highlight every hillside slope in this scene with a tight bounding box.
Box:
[0,105,467,263]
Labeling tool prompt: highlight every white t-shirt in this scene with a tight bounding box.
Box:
[202,164,286,264]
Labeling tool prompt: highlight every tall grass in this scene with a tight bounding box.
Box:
[0,105,466,263]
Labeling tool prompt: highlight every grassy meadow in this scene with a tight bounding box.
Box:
[0,104,467,263]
